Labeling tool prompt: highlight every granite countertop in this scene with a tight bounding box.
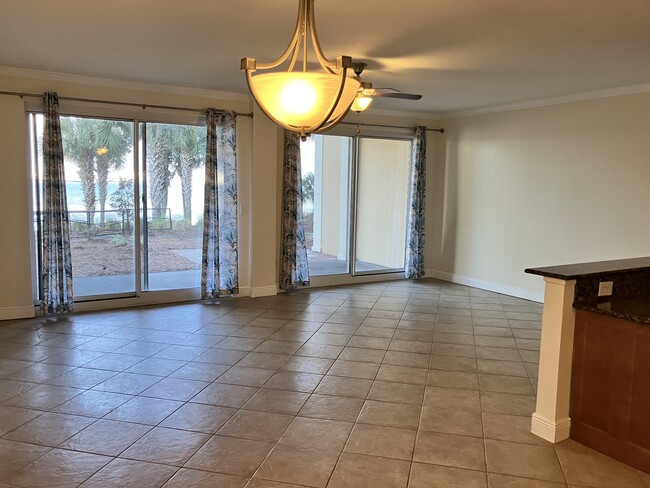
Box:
[525,256,650,280]
[575,297,650,325]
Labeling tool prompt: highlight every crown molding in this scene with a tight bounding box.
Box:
[0,65,251,103]
[438,82,650,120]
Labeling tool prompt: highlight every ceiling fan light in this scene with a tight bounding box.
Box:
[351,95,373,112]
[249,72,360,131]
[242,0,358,138]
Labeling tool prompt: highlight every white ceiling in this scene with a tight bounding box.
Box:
[1,0,650,115]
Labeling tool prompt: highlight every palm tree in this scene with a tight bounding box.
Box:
[144,124,173,220]
[171,125,205,222]
[61,117,132,226]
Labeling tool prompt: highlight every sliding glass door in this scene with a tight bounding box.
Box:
[300,133,412,281]
[140,122,206,291]
[30,114,207,301]
[354,138,411,274]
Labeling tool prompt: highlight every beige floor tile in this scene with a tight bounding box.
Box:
[487,473,567,487]
[433,342,476,358]
[279,416,353,451]
[214,366,275,387]
[61,419,151,456]
[388,339,432,354]
[104,396,183,425]
[328,360,380,379]
[409,462,487,488]
[235,352,291,369]
[428,369,479,390]
[485,439,565,483]
[376,364,428,385]
[3,383,84,410]
[186,435,273,477]
[347,336,391,350]
[414,431,485,470]
[477,359,528,377]
[163,468,247,487]
[160,403,237,433]
[78,457,177,487]
[310,332,352,345]
[479,374,535,395]
[383,351,431,369]
[190,383,258,408]
[219,409,293,442]
[328,452,410,488]
[52,389,132,417]
[368,381,425,405]
[120,426,210,466]
[555,439,647,488]
[6,448,112,488]
[255,444,340,488]
[264,371,323,392]
[93,372,162,395]
[356,326,396,339]
[338,346,386,363]
[280,356,333,374]
[358,400,421,430]
[3,411,95,447]
[314,375,373,398]
[430,355,477,372]
[345,423,416,460]
[243,388,310,415]
[420,405,483,437]
[255,340,303,355]
[480,392,536,416]
[424,386,481,410]
[475,346,522,362]
[482,412,550,446]
[296,343,344,359]
[392,330,434,342]
[0,439,51,479]
[298,394,364,421]
[0,405,43,436]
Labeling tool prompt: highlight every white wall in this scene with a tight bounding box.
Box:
[427,92,650,300]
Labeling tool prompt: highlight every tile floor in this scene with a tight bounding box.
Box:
[0,279,648,488]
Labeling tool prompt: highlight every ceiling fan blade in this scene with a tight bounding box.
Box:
[373,91,422,100]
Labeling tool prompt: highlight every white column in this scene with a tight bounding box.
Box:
[531,277,576,442]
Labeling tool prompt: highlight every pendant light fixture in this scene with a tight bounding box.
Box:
[241,0,360,139]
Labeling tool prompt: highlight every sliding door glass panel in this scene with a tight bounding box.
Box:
[140,122,206,291]
[301,135,352,276]
[31,114,136,298]
[354,138,411,274]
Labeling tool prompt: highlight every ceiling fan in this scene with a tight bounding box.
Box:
[350,62,422,112]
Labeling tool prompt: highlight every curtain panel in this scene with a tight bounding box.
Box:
[405,126,427,279]
[201,109,239,298]
[41,92,74,313]
[279,131,310,291]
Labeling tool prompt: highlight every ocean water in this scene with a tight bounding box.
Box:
[66,181,120,211]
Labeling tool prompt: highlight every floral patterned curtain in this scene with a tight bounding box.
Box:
[405,126,427,279]
[41,92,74,313]
[279,131,310,290]
[201,109,238,298]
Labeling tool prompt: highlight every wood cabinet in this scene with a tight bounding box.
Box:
[571,309,650,473]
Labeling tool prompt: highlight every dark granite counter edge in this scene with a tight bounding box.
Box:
[525,256,650,280]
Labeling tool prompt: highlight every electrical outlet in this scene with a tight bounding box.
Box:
[598,281,614,296]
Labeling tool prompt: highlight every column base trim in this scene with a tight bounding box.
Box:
[531,412,571,443]
[250,286,278,298]
[0,306,36,321]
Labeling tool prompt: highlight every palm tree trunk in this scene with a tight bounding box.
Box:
[147,140,171,220]
[96,161,109,225]
[77,157,96,235]
[179,151,194,222]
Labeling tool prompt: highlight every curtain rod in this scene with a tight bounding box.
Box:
[0,90,253,117]
[340,121,444,133]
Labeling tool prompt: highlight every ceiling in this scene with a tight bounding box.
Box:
[1,1,650,116]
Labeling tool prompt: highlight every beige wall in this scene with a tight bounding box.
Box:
[0,95,33,317]
[428,92,650,300]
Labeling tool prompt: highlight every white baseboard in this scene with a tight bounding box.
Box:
[250,286,278,298]
[237,286,251,297]
[531,413,571,443]
[0,306,36,321]
[426,269,544,303]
